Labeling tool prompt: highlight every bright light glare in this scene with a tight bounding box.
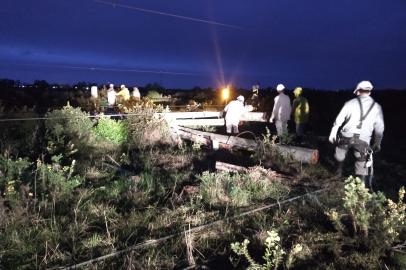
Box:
[222,87,229,100]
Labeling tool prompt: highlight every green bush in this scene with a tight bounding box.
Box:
[324,176,406,267]
[146,90,161,99]
[0,154,31,207]
[45,104,97,162]
[93,117,128,145]
[36,155,84,202]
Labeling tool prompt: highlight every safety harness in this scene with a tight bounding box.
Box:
[338,97,375,145]
[356,97,375,130]
[355,97,376,190]
[337,97,376,190]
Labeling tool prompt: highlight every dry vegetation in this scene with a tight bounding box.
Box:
[0,103,405,269]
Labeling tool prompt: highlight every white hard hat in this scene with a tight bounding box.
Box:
[237,95,245,102]
[276,84,285,92]
[109,83,114,88]
[354,80,373,93]
[120,84,125,89]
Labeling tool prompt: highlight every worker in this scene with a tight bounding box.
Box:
[132,86,141,99]
[107,83,116,107]
[270,84,291,137]
[292,87,310,142]
[329,80,384,189]
[116,84,130,101]
[249,83,260,108]
[90,85,98,98]
[224,95,246,134]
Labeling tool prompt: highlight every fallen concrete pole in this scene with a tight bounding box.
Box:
[215,161,247,172]
[158,111,221,119]
[240,112,267,122]
[176,126,257,149]
[158,111,268,123]
[215,161,294,180]
[175,126,319,164]
[175,118,225,126]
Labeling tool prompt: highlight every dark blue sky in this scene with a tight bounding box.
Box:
[1,0,405,89]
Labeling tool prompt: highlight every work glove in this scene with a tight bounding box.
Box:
[329,126,339,144]
[372,136,382,153]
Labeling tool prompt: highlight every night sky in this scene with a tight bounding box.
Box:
[1,0,405,89]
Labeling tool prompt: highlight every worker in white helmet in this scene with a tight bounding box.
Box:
[107,83,116,107]
[270,84,291,137]
[329,80,384,189]
[132,86,141,99]
[224,95,246,134]
[116,84,130,101]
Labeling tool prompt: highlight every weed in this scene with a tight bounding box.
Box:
[231,229,285,270]
[254,127,296,172]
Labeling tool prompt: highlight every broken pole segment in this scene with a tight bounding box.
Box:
[175,126,318,164]
[215,161,247,172]
[175,118,225,126]
[157,111,268,124]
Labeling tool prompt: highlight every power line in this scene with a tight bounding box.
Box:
[0,112,146,122]
[94,0,245,31]
[4,62,204,77]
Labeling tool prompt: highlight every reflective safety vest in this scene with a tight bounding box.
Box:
[292,96,309,124]
[117,88,130,101]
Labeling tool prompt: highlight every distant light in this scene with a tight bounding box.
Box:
[222,87,230,101]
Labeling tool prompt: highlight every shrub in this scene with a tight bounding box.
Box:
[126,107,173,148]
[93,117,128,145]
[324,176,406,267]
[36,155,84,202]
[0,154,32,207]
[45,104,97,163]
[146,90,161,99]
